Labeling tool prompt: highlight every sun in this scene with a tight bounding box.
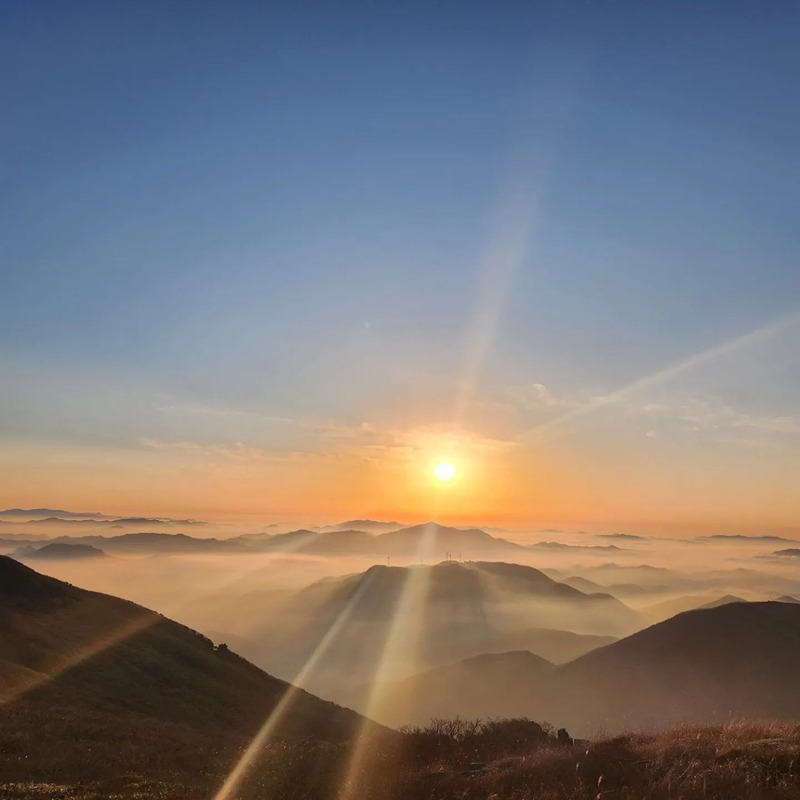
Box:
[433,462,457,482]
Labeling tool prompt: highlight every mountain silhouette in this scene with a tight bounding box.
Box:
[0,508,109,520]
[642,592,748,623]
[1,522,546,558]
[49,531,235,554]
[376,523,528,556]
[551,601,800,734]
[316,519,405,534]
[697,594,747,609]
[362,602,800,734]
[12,542,107,560]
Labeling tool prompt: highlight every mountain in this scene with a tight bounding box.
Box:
[358,650,555,724]
[0,508,110,520]
[528,542,622,552]
[236,560,639,702]
[700,534,799,543]
[561,575,608,594]
[464,626,617,664]
[776,595,800,603]
[316,519,405,534]
[642,593,748,623]
[11,542,107,560]
[234,522,533,558]
[49,531,235,554]
[0,511,207,528]
[0,556,379,792]
[561,575,654,599]
[363,602,800,735]
[376,523,528,557]
[21,516,204,528]
[253,528,378,554]
[0,522,546,559]
[604,582,654,597]
[697,594,747,609]
[551,601,800,735]
[0,535,53,552]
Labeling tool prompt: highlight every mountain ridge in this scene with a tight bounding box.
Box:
[0,555,382,789]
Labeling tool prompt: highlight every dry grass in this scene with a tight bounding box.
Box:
[385,720,800,800]
[4,719,798,800]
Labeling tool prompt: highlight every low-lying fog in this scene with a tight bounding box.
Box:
[3,509,799,733]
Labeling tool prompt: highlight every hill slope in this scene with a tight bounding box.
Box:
[359,650,555,724]
[551,601,800,734]
[0,556,378,790]
[361,602,800,734]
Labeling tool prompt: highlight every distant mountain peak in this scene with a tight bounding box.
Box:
[13,542,107,560]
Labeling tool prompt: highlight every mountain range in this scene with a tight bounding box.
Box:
[1,522,569,558]
[10,542,107,560]
[220,560,640,701]
[0,508,206,526]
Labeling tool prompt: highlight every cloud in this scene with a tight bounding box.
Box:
[645,398,800,437]
[156,402,297,426]
[504,382,584,412]
[518,308,800,443]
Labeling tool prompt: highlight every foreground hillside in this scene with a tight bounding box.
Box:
[0,556,382,796]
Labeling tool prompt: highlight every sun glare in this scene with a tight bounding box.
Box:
[433,462,457,482]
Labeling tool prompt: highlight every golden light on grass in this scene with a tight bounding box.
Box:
[433,462,457,482]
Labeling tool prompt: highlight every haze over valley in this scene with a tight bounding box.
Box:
[3,509,800,735]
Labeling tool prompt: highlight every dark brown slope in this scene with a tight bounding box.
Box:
[0,556,379,789]
[550,601,800,735]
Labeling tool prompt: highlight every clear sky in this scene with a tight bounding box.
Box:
[2,1,799,532]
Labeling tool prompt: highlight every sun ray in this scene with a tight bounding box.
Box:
[212,565,383,800]
[451,79,579,432]
[0,612,156,708]
[335,522,440,800]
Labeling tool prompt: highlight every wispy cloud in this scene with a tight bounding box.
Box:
[156,402,298,426]
[655,398,800,436]
[518,309,800,443]
[138,438,312,463]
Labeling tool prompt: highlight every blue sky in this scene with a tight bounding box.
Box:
[2,2,799,526]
